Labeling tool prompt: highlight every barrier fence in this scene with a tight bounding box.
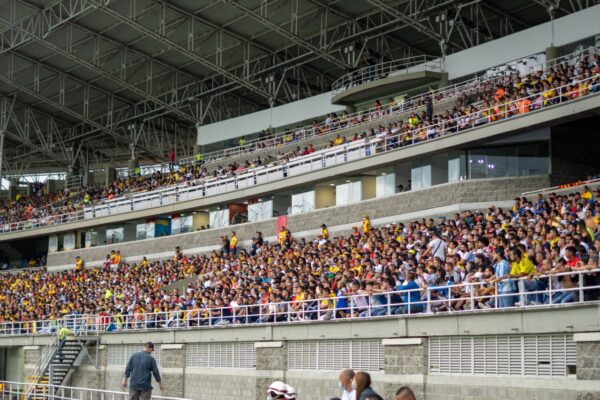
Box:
[0,381,187,400]
[0,269,598,336]
[126,45,599,174]
[2,73,599,235]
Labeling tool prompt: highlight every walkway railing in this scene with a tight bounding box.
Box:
[0,269,598,336]
[521,177,600,196]
[0,381,188,400]
[331,55,442,97]
[145,45,598,173]
[1,73,598,236]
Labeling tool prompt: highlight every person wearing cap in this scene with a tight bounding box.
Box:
[267,381,288,400]
[122,342,164,399]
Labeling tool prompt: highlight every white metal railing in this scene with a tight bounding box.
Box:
[1,73,599,236]
[136,44,599,173]
[331,55,442,96]
[0,269,598,336]
[521,178,600,196]
[0,381,188,400]
[30,330,60,380]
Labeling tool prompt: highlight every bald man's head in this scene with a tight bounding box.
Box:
[338,369,355,391]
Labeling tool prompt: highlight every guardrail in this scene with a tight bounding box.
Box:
[521,178,600,196]
[331,55,442,97]
[114,45,598,176]
[0,381,188,400]
[1,73,599,235]
[0,269,597,336]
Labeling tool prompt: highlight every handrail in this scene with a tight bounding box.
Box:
[0,268,597,336]
[0,380,189,400]
[120,45,598,174]
[521,177,600,196]
[25,329,60,399]
[1,73,598,236]
[331,55,441,96]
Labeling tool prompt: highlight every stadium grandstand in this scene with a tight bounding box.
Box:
[0,1,600,400]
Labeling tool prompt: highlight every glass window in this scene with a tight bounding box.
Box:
[468,142,548,179]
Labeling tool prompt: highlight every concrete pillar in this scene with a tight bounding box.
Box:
[105,167,116,186]
[438,72,449,88]
[82,170,94,187]
[128,159,139,174]
[255,341,287,400]
[575,333,600,381]
[23,346,41,378]
[8,180,18,199]
[47,179,63,194]
[382,338,427,400]
[546,46,559,62]
[160,344,185,398]
[66,344,106,389]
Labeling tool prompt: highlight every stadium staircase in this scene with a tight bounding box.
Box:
[26,332,99,399]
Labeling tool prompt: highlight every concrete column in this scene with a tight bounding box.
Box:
[128,159,139,174]
[438,72,449,88]
[8,180,18,199]
[23,346,41,378]
[383,338,427,400]
[255,341,287,400]
[575,333,600,381]
[105,167,116,186]
[546,46,559,62]
[160,344,185,398]
[83,170,94,186]
[66,345,107,389]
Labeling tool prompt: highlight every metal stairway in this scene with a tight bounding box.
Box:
[26,334,99,399]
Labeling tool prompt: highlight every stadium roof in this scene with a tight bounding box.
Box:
[0,0,595,175]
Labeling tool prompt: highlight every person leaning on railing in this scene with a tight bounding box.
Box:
[2,49,599,233]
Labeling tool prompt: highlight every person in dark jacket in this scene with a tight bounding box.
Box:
[355,371,380,400]
[122,342,164,400]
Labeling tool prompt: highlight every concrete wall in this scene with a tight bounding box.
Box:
[45,175,550,268]
[197,92,346,145]
[7,305,597,400]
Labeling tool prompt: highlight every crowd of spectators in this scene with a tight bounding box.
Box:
[1,49,598,233]
[0,184,599,333]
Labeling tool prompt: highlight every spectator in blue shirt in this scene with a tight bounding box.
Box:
[490,246,517,307]
[392,272,423,314]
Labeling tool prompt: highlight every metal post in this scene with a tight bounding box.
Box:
[0,130,4,194]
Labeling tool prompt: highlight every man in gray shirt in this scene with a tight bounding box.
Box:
[122,342,164,400]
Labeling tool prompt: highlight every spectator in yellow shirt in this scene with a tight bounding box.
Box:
[361,215,371,235]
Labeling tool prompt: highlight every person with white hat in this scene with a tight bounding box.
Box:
[267,381,288,400]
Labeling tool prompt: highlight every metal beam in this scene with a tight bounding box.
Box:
[366,0,464,53]
[223,0,352,70]
[0,18,199,125]
[0,54,164,162]
[90,0,273,102]
[0,0,107,55]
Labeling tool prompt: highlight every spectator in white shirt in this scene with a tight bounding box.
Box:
[338,368,356,400]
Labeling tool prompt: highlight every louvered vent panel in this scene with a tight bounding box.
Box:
[428,338,441,373]
[185,343,255,368]
[107,344,162,367]
[428,335,575,378]
[288,340,383,371]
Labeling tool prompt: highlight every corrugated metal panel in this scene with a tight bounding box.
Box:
[185,343,255,368]
[107,344,162,366]
[288,340,383,372]
[429,334,575,378]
